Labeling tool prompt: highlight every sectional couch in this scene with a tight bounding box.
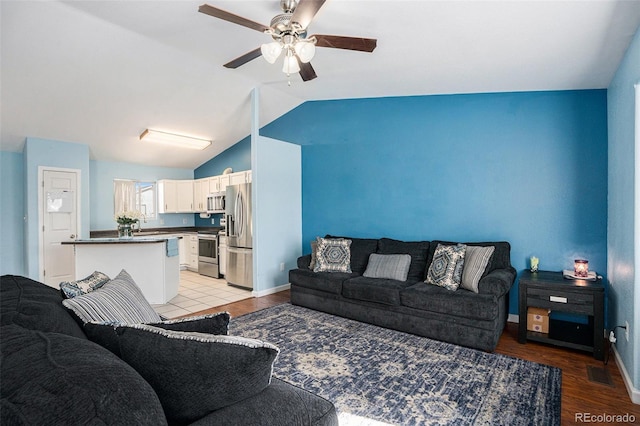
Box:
[289,237,516,352]
[0,274,338,426]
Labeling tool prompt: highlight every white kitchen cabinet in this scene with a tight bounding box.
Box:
[158,180,193,213]
[193,178,209,213]
[219,235,227,276]
[158,180,177,213]
[219,174,231,192]
[178,235,187,269]
[209,176,220,193]
[176,180,194,212]
[229,171,249,186]
[188,234,198,271]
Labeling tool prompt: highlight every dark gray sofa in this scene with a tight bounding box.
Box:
[290,237,516,352]
[0,275,338,426]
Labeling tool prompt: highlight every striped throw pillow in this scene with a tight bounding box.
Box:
[62,269,161,324]
[460,245,495,293]
[363,253,412,281]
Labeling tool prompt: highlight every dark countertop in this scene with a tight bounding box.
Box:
[90,226,223,239]
[62,237,176,245]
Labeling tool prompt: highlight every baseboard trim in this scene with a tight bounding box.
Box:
[252,283,291,298]
[612,345,640,404]
[508,314,519,323]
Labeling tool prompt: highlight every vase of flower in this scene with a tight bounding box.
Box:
[117,223,134,239]
[115,211,141,240]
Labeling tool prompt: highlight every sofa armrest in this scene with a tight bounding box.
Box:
[297,254,312,270]
[477,267,516,297]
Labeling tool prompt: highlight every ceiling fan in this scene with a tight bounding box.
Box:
[198,0,377,82]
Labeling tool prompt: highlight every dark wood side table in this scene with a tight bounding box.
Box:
[518,270,605,360]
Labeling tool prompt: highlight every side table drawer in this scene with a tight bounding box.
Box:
[527,288,594,314]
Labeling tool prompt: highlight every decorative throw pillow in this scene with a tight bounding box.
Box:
[309,239,318,270]
[114,324,279,423]
[62,269,161,324]
[313,237,352,273]
[426,244,467,291]
[363,253,412,281]
[461,245,495,293]
[59,271,110,299]
[83,311,231,357]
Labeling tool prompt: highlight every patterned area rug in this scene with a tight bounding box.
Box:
[230,303,561,426]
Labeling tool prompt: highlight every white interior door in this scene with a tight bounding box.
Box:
[42,169,78,287]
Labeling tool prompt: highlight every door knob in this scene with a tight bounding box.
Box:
[70,234,76,239]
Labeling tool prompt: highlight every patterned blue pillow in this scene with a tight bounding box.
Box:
[59,271,110,298]
[313,237,352,273]
[426,244,467,291]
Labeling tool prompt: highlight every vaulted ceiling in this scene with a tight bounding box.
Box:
[2,1,639,169]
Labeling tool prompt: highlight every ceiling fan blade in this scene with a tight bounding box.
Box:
[198,4,270,33]
[297,59,317,82]
[291,0,326,30]
[312,34,377,52]
[223,47,262,69]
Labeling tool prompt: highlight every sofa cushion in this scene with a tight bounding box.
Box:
[363,253,412,281]
[83,311,231,357]
[289,268,352,295]
[326,235,379,274]
[0,324,166,426]
[461,245,495,293]
[62,269,162,324]
[59,270,110,298]
[377,238,430,282]
[400,282,499,321]
[190,377,338,426]
[0,275,86,339]
[426,244,467,291]
[114,324,279,423]
[313,237,352,273]
[342,276,416,306]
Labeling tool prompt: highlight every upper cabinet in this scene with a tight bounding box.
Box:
[158,179,194,213]
[159,171,251,214]
[193,178,209,213]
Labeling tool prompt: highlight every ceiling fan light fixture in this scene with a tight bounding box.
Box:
[139,129,211,150]
[261,41,283,64]
[282,51,300,74]
[294,39,315,63]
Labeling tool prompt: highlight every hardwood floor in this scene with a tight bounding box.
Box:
[191,290,640,425]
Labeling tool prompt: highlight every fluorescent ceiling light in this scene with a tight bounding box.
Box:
[139,129,211,150]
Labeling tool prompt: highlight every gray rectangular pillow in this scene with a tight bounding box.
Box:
[363,253,412,281]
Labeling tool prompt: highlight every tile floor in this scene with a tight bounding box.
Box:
[152,270,252,319]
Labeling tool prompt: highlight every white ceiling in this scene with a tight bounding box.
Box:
[2,1,639,169]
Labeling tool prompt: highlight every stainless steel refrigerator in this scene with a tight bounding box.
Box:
[225,182,253,289]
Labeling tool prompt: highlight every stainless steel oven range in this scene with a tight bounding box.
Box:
[198,232,220,278]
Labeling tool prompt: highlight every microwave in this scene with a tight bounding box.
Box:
[207,192,225,214]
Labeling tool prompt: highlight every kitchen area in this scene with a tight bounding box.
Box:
[72,169,255,318]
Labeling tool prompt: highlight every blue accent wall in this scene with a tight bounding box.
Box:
[194,136,251,227]
[261,90,608,316]
[1,151,25,275]
[607,27,640,393]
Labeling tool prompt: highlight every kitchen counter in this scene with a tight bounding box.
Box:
[64,237,180,304]
[90,226,223,239]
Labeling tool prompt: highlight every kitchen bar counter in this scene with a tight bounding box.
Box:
[63,238,180,304]
[90,226,223,239]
